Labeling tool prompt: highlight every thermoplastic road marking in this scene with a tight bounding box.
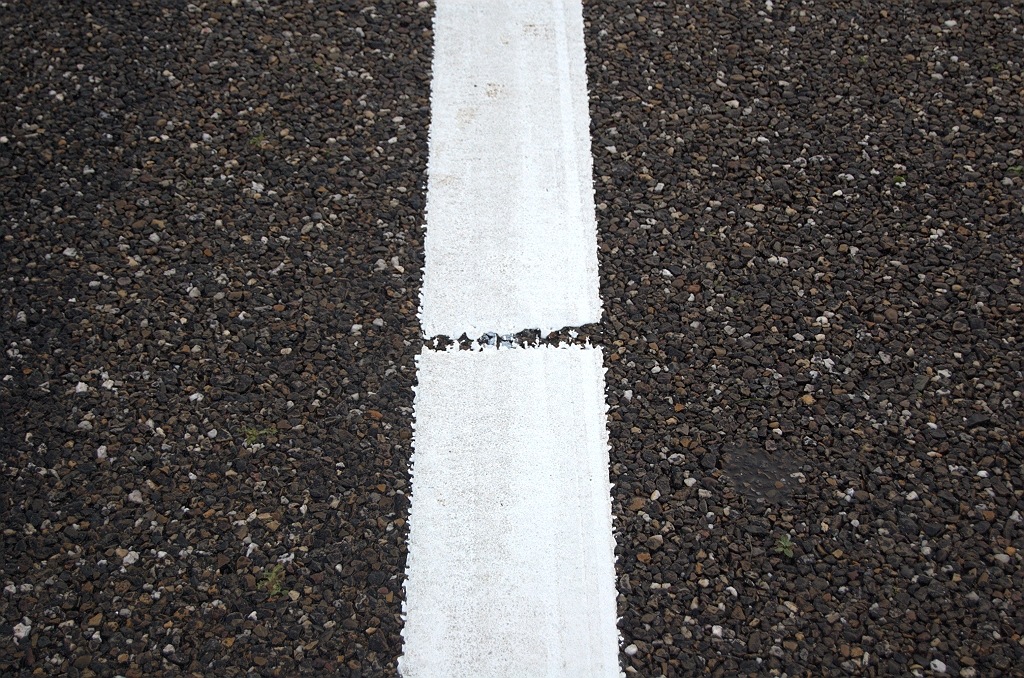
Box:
[402,1,617,676]
[401,347,618,678]
[417,0,601,339]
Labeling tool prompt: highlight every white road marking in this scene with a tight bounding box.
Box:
[401,347,618,678]
[404,0,617,674]
[418,0,600,339]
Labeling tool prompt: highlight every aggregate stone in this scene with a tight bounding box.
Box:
[584,1,1024,676]
[1,1,431,675]
[2,1,1024,677]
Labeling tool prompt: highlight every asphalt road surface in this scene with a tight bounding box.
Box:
[2,1,1023,677]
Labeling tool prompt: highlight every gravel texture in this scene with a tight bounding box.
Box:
[1,1,430,676]
[583,1,1024,677]
[2,1,1024,678]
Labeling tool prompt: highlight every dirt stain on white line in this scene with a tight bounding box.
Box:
[401,346,618,678]
[418,0,600,340]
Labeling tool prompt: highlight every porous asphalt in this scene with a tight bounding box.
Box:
[1,1,1023,678]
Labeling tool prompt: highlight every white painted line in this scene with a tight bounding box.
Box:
[401,346,618,678]
[418,0,601,339]
[404,0,617,673]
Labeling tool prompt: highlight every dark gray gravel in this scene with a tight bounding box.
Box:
[1,1,430,676]
[583,1,1024,677]
[2,1,1024,678]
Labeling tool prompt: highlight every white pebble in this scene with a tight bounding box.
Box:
[624,644,638,656]
[13,620,31,640]
[930,658,947,674]
[122,551,139,566]
[127,490,144,504]
[75,382,89,393]
[906,491,919,501]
